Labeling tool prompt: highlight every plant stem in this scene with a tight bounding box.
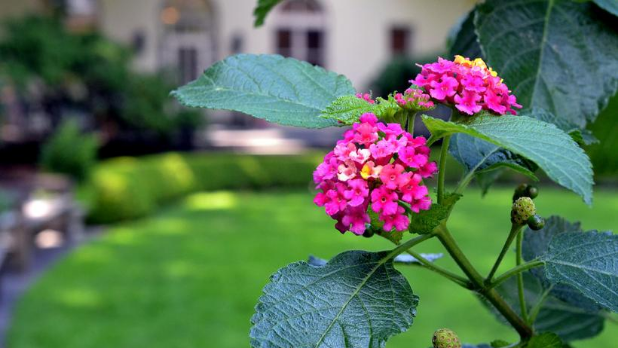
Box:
[387,233,435,260]
[528,285,553,324]
[486,224,524,282]
[407,112,416,135]
[516,230,528,322]
[437,135,451,205]
[404,249,472,289]
[489,260,545,289]
[436,225,533,340]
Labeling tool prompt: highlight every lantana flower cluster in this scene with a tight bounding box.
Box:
[413,55,522,115]
[313,113,436,235]
[394,88,435,110]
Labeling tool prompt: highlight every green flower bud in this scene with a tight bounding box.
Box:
[362,226,375,238]
[432,328,462,348]
[511,197,536,225]
[525,185,539,199]
[513,183,528,202]
[527,214,545,231]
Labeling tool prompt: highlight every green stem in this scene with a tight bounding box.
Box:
[489,260,545,289]
[436,225,533,340]
[403,249,472,289]
[516,231,529,322]
[486,224,524,282]
[406,112,416,135]
[528,285,553,324]
[437,135,451,205]
[387,233,435,260]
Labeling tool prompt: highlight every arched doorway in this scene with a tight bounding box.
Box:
[159,0,216,84]
[272,0,326,67]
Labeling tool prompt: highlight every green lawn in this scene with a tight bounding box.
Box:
[8,188,618,348]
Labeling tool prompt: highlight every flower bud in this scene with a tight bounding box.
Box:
[512,183,528,202]
[525,185,539,199]
[432,328,462,348]
[511,197,536,225]
[527,214,545,231]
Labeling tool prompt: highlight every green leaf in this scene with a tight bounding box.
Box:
[253,0,284,27]
[543,231,618,312]
[449,134,538,181]
[526,333,564,348]
[250,250,419,347]
[320,95,400,125]
[449,9,484,59]
[408,193,461,234]
[422,113,594,204]
[490,340,510,348]
[531,108,599,145]
[475,0,618,128]
[172,54,355,128]
[594,0,618,16]
[495,274,605,342]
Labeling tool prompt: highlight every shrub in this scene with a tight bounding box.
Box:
[40,119,98,182]
[84,152,322,223]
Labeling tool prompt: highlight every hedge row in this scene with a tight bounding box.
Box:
[83,152,323,223]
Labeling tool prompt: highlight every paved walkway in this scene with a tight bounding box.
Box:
[0,228,102,347]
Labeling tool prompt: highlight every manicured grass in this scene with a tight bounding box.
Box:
[8,188,618,348]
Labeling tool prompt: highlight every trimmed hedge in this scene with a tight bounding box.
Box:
[84,152,322,223]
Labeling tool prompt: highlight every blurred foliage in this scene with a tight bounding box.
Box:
[40,119,98,182]
[369,55,440,98]
[587,93,618,179]
[83,152,323,223]
[0,15,202,138]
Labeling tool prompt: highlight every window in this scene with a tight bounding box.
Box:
[178,47,198,85]
[390,27,412,57]
[274,0,326,67]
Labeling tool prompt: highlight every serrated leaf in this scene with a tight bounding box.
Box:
[172,54,355,128]
[250,250,419,347]
[320,95,400,125]
[543,231,618,312]
[408,193,461,234]
[526,333,564,348]
[522,216,604,312]
[449,9,484,59]
[422,113,594,204]
[253,0,284,27]
[476,0,618,128]
[531,108,599,146]
[494,274,605,342]
[594,0,618,16]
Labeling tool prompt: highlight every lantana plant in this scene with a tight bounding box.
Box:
[173,1,618,347]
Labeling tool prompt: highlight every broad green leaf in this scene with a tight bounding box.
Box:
[422,113,594,204]
[543,231,618,312]
[253,0,284,27]
[523,216,604,312]
[475,0,618,128]
[250,250,419,347]
[495,274,605,342]
[320,95,400,125]
[172,54,355,128]
[594,0,618,16]
[448,9,483,59]
[526,333,564,348]
[531,108,599,145]
[449,134,538,182]
[408,193,461,234]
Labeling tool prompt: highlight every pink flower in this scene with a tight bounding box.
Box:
[418,162,438,178]
[429,76,459,101]
[356,93,375,104]
[341,206,371,235]
[426,57,454,74]
[324,184,348,215]
[359,112,378,125]
[349,148,371,164]
[371,186,399,215]
[379,164,406,190]
[353,122,378,147]
[398,173,423,203]
[461,74,486,93]
[360,161,382,180]
[410,195,432,213]
[337,160,357,181]
[398,146,428,169]
[344,179,369,207]
[334,142,356,161]
[377,123,404,138]
[454,90,483,115]
[369,140,395,160]
[380,206,410,232]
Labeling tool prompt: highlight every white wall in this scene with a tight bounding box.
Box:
[98,0,474,89]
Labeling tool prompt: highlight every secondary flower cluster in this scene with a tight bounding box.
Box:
[313,113,436,235]
[413,55,522,115]
[394,88,435,110]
